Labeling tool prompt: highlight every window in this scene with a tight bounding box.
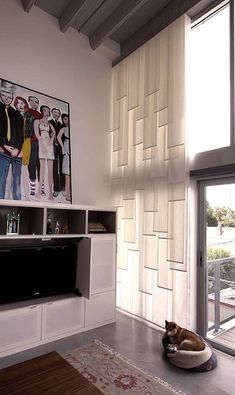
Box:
[189,2,230,155]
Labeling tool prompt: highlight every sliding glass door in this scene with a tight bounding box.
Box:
[198,178,235,356]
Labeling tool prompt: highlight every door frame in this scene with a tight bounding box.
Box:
[197,176,235,357]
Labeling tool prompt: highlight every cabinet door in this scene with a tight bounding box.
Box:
[0,305,41,353]
[85,290,116,327]
[90,235,116,294]
[42,297,84,339]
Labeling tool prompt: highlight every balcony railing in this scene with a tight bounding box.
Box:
[207,257,235,334]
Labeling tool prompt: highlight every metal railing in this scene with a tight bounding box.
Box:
[207,256,235,333]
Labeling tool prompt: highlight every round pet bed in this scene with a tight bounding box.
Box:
[165,343,217,372]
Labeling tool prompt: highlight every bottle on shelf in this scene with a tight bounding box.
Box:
[47,214,52,234]
[55,220,60,234]
[6,212,20,235]
[6,213,13,234]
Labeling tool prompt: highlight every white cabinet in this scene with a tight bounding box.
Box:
[0,202,117,357]
[0,305,41,353]
[42,297,84,339]
[90,235,116,294]
[85,290,116,327]
[77,235,116,298]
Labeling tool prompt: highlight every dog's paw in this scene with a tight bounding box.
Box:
[166,346,177,353]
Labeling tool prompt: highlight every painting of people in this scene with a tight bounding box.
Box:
[0,78,71,203]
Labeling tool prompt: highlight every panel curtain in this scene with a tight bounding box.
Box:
[110,15,190,328]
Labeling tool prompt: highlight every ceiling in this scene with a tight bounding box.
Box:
[21,0,224,64]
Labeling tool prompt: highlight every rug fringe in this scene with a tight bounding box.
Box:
[92,339,186,395]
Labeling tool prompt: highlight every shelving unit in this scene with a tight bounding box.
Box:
[0,200,117,357]
[0,201,116,238]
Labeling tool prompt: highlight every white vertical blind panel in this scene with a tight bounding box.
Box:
[110,69,120,131]
[117,232,129,270]
[168,16,186,147]
[118,97,128,166]
[151,127,168,178]
[145,34,160,95]
[111,179,123,207]
[124,218,136,243]
[136,45,149,120]
[152,286,169,327]
[158,108,168,127]
[144,179,155,211]
[133,289,153,321]
[123,199,134,219]
[168,200,184,263]
[169,182,185,201]
[117,97,128,150]
[128,51,139,110]
[172,270,188,327]
[134,117,144,145]
[111,151,122,180]
[143,211,154,235]
[143,94,158,149]
[159,27,169,111]
[168,145,185,183]
[153,179,168,232]
[143,148,152,160]
[158,238,173,289]
[118,267,133,311]
[139,265,154,294]
[115,60,128,100]
[142,234,158,269]
[112,129,119,152]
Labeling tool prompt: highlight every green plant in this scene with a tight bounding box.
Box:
[207,246,231,261]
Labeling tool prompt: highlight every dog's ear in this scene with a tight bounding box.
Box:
[165,320,168,326]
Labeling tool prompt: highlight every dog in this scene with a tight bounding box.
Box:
[162,320,205,352]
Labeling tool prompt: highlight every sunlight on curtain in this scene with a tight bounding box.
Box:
[111,15,190,328]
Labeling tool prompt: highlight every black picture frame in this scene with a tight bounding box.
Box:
[0,78,72,204]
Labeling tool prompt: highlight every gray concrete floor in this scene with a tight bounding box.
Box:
[0,311,234,395]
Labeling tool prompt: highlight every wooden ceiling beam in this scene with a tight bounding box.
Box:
[59,0,88,33]
[21,0,36,13]
[89,0,149,50]
[115,0,205,65]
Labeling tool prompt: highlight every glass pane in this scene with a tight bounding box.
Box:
[189,4,230,155]
[206,183,235,351]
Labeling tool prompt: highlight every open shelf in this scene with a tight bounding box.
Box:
[0,206,44,236]
[88,210,116,233]
[46,208,86,235]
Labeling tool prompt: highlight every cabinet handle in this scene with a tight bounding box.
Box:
[30,305,37,309]
[47,302,54,305]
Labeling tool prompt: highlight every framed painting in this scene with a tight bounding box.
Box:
[0,78,72,203]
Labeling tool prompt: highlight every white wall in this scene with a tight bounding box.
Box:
[0,0,112,206]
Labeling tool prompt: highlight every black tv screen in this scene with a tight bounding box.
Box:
[0,244,77,304]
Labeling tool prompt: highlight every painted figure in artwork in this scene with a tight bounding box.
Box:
[27,95,42,197]
[14,96,35,200]
[0,85,24,200]
[57,114,71,201]
[34,105,56,200]
[49,108,65,198]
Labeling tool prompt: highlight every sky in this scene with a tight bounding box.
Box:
[206,184,235,210]
[188,4,230,155]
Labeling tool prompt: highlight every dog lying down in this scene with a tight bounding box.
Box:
[162,320,205,353]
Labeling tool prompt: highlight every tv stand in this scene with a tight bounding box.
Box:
[0,201,116,357]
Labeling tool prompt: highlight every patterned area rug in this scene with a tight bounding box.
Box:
[63,340,185,395]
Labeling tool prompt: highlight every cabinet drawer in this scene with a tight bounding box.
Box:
[85,291,115,327]
[0,305,41,353]
[42,297,84,339]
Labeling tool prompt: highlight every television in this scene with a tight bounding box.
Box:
[0,243,79,305]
